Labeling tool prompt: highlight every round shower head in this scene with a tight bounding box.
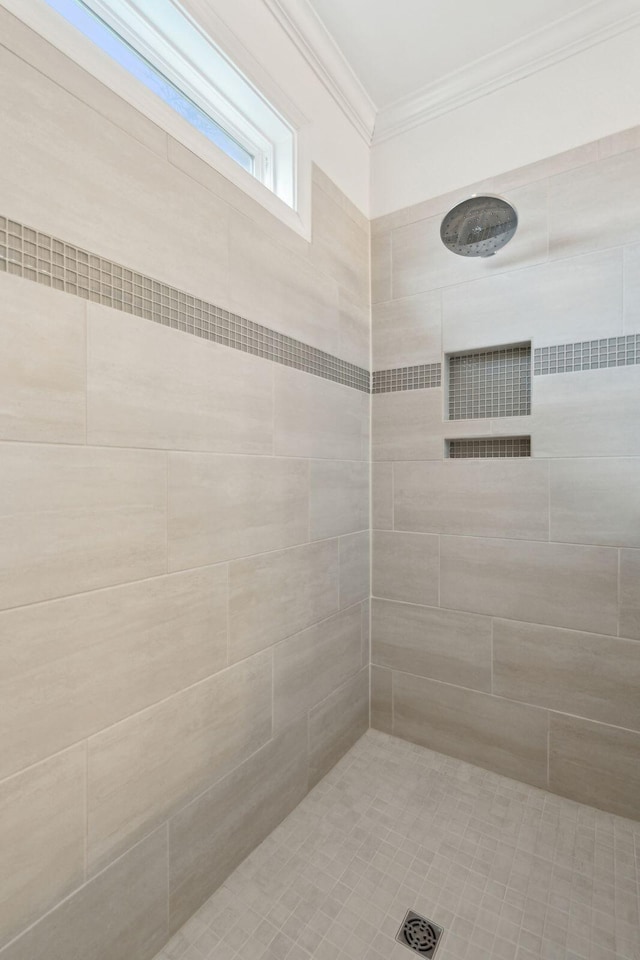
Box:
[440,195,518,258]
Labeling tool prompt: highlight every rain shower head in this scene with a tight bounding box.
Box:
[440,195,518,258]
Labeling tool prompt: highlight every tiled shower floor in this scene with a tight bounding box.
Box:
[154,731,640,960]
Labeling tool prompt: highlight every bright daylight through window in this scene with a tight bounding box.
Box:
[42,0,297,208]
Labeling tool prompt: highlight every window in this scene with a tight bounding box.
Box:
[10,0,304,224]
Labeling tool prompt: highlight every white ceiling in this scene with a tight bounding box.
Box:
[306,0,597,108]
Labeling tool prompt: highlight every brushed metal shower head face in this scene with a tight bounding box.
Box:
[440,195,517,257]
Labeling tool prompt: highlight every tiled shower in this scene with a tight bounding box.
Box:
[0,4,639,960]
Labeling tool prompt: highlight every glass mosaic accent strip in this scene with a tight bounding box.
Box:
[0,216,370,393]
[448,344,531,420]
[372,363,441,394]
[534,336,640,374]
[447,436,531,458]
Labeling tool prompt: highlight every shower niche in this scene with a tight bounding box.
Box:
[445,341,531,457]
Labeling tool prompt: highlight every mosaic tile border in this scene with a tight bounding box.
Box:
[0,216,370,393]
[447,436,531,458]
[534,336,640,374]
[372,363,441,394]
[448,345,531,421]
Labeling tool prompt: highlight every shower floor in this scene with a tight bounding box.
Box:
[154,730,640,960]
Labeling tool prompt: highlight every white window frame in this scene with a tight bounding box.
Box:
[3,0,312,238]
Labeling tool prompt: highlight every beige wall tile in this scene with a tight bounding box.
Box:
[0,274,86,443]
[168,721,308,932]
[372,291,442,369]
[0,49,229,306]
[548,148,640,259]
[371,665,392,733]
[168,453,308,569]
[309,669,369,786]
[339,531,370,608]
[310,460,369,540]
[311,178,369,302]
[371,232,391,303]
[87,306,274,454]
[229,212,339,356]
[392,181,548,299]
[372,599,491,692]
[0,567,227,781]
[274,366,368,461]
[372,390,444,461]
[550,458,640,547]
[229,540,340,662]
[274,605,363,732]
[549,713,640,820]
[442,249,623,353]
[361,598,370,667]
[394,459,549,540]
[0,443,167,611]
[494,619,640,731]
[440,536,619,635]
[338,289,370,370]
[0,829,168,960]
[532,367,640,458]
[0,746,85,949]
[372,462,393,530]
[393,673,548,788]
[623,241,640,332]
[87,651,272,872]
[620,549,640,640]
[372,531,439,605]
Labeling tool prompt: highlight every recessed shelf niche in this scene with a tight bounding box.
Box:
[446,437,531,458]
[447,343,531,420]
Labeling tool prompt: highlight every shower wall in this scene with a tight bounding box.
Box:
[0,10,369,960]
[371,127,640,822]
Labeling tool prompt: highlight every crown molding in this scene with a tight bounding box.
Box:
[262,0,376,143]
[373,0,640,144]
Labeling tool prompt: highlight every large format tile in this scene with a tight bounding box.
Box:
[372,290,442,369]
[309,460,369,540]
[372,390,444,461]
[549,713,640,820]
[229,540,340,661]
[533,366,640,458]
[372,531,439,605]
[87,306,274,454]
[372,462,393,530]
[273,605,363,732]
[168,721,308,932]
[0,746,85,949]
[0,274,86,443]
[394,459,549,540]
[371,231,391,303]
[548,147,640,258]
[372,599,491,692]
[370,665,392,733]
[392,181,549,298]
[0,567,227,780]
[493,619,640,730]
[549,458,640,547]
[338,288,370,369]
[0,830,168,960]
[0,48,229,305]
[311,176,369,302]
[308,669,369,786]
[623,241,640,331]
[339,531,370,608]
[168,454,308,570]
[87,651,272,872]
[620,548,640,640]
[274,366,368,460]
[229,211,339,355]
[0,443,167,610]
[393,673,548,788]
[442,249,623,352]
[440,536,619,635]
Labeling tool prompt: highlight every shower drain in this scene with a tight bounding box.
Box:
[396,910,443,957]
